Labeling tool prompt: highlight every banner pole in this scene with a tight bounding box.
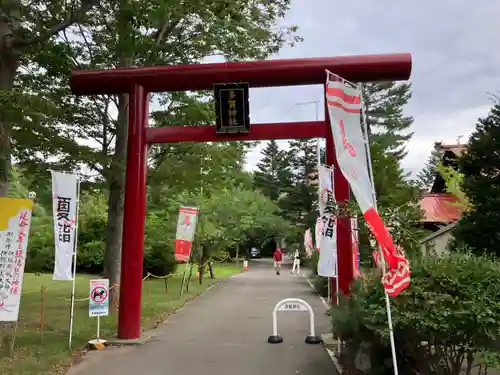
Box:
[359,84,399,375]
[68,176,81,350]
[97,316,100,341]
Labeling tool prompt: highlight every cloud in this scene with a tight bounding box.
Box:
[245,0,500,176]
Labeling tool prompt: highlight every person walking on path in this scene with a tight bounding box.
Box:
[292,249,301,274]
[272,248,283,275]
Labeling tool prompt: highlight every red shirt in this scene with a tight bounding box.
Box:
[273,249,282,261]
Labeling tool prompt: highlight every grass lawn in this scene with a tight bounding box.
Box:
[0,262,241,375]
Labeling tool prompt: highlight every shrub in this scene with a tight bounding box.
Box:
[331,251,500,375]
[143,212,177,277]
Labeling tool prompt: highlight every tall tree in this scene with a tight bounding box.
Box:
[0,0,100,196]
[253,140,292,201]
[356,82,424,258]
[281,139,317,227]
[453,101,500,255]
[361,82,413,160]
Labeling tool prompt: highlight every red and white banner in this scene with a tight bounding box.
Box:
[317,165,337,277]
[175,206,198,262]
[304,229,314,257]
[325,75,410,296]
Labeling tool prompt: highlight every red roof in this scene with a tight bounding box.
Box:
[419,193,462,223]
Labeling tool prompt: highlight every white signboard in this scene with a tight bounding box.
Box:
[0,198,33,322]
[278,301,309,312]
[89,279,109,317]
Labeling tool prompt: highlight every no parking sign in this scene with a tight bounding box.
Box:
[89,279,109,317]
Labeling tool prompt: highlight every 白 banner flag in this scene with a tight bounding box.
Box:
[175,207,199,262]
[317,165,337,277]
[325,74,410,296]
[0,198,33,321]
[51,171,78,281]
[304,229,313,257]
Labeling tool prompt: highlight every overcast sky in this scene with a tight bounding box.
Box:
[242,0,500,176]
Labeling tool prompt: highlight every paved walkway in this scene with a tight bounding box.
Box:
[68,259,336,375]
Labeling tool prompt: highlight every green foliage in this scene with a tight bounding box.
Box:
[361,82,414,160]
[144,212,178,277]
[352,83,424,259]
[331,251,500,375]
[453,101,500,256]
[254,140,293,201]
[435,160,471,211]
[279,139,318,227]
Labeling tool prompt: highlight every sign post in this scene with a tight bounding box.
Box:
[214,82,250,134]
[88,279,109,349]
[267,298,322,345]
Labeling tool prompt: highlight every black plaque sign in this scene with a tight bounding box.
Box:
[214,83,250,134]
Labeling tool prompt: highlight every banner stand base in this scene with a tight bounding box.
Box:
[88,339,107,350]
[305,335,323,345]
[267,335,283,344]
[106,335,155,346]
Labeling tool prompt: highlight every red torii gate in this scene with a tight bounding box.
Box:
[71,53,412,340]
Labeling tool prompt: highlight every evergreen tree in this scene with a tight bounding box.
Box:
[253,140,292,201]
[361,82,418,210]
[281,139,318,227]
[453,101,500,255]
[358,82,424,256]
[362,82,413,160]
[416,142,442,191]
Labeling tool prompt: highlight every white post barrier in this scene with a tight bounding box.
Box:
[267,298,322,345]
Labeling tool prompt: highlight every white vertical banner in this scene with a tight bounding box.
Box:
[317,165,337,277]
[51,171,79,281]
[304,229,314,257]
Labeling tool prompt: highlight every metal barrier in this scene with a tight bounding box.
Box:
[267,298,322,344]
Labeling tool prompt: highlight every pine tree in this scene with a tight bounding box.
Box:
[253,140,291,201]
[358,82,424,255]
[281,139,318,227]
[362,82,414,160]
[416,142,442,191]
[453,101,500,255]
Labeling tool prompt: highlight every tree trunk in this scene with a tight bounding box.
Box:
[208,261,214,279]
[103,0,135,310]
[103,93,128,310]
[235,243,240,263]
[0,23,21,197]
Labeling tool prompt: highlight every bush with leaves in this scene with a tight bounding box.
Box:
[143,211,177,277]
[331,251,500,375]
